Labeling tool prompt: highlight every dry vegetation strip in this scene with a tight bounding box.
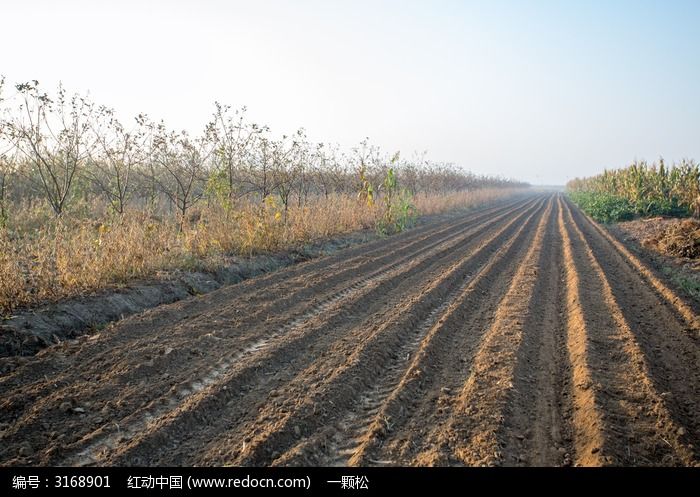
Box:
[0,189,521,315]
[0,79,526,315]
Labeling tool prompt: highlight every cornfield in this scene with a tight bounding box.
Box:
[567,159,700,219]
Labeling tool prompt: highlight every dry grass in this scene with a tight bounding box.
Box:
[0,189,521,314]
[654,219,700,259]
[412,188,508,216]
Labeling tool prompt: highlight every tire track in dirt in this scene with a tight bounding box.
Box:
[123,197,548,464]
[113,197,548,464]
[55,197,546,465]
[275,198,550,466]
[0,197,528,391]
[0,197,537,465]
[216,199,549,467]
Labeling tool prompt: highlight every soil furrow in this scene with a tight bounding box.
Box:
[494,197,572,466]
[429,196,552,466]
[57,197,546,466]
[0,197,540,465]
[557,197,607,466]
[573,204,699,334]
[559,198,695,465]
[277,198,550,466]
[181,199,550,466]
[563,199,699,464]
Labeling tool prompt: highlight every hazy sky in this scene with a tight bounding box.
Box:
[1,0,698,184]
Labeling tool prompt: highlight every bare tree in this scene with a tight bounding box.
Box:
[151,126,213,231]
[329,148,352,194]
[2,81,95,216]
[311,143,331,199]
[86,107,148,215]
[289,130,311,208]
[245,135,275,201]
[207,103,266,206]
[0,78,529,231]
[272,134,301,220]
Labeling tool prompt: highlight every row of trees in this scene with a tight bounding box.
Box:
[0,79,527,228]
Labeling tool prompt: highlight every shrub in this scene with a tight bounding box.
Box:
[568,191,635,223]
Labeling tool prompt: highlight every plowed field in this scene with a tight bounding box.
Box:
[1,193,698,466]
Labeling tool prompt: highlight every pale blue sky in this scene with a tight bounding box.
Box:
[1,0,698,184]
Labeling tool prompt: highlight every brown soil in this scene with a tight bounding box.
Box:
[611,218,700,307]
[654,219,700,259]
[0,194,697,467]
[616,217,700,260]
[0,230,376,358]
